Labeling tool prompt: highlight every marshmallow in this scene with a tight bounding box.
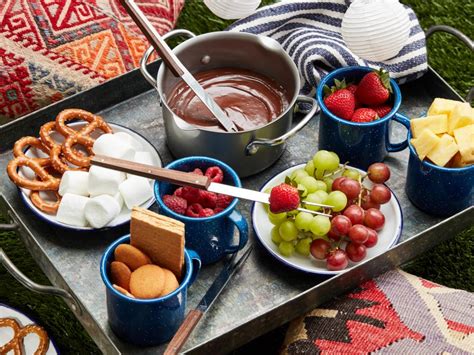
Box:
[93,133,135,160]
[88,166,126,196]
[84,195,121,228]
[127,151,155,180]
[56,193,89,227]
[113,192,124,210]
[119,177,153,210]
[58,171,89,196]
[113,132,143,151]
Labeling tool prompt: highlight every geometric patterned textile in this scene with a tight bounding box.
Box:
[0,0,184,123]
[282,269,474,354]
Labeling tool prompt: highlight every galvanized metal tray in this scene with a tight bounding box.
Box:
[1,28,472,354]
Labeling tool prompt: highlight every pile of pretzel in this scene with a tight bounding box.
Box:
[7,109,112,214]
[0,318,49,354]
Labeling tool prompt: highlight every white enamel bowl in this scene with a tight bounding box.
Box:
[18,122,161,231]
[252,164,403,275]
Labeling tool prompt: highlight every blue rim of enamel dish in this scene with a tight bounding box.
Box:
[154,156,241,222]
[316,66,402,127]
[18,122,161,232]
[100,235,194,303]
[251,163,403,275]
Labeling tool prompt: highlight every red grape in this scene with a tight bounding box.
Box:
[348,224,369,244]
[364,208,385,230]
[346,242,367,262]
[332,177,347,191]
[361,195,381,210]
[367,163,390,183]
[364,228,378,248]
[343,205,365,225]
[370,185,392,204]
[338,178,361,200]
[310,239,331,260]
[330,215,352,236]
[328,229,341,241]
[327,249,349,271]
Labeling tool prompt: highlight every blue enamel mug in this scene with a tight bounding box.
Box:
[100,235,201,346]
[403,121,474,216]
[155,156,249,265]
[317,66,410,170]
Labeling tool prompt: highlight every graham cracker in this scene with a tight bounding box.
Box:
[130,207,185,279]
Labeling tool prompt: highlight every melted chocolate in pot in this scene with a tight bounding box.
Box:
[167,68,289,131]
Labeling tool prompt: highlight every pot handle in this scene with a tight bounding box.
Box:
[139,29,196,88]
[0,248,84,316]
[246,96,319,155]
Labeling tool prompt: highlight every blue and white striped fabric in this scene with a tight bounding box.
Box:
[228,0,427,95]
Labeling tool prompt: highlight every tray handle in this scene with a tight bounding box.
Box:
[425,25,473,102]
[140,29,196,88]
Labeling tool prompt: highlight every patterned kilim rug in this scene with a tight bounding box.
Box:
[0,0,184,123]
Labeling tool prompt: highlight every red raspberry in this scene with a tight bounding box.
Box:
[163,195,187,215]
[191,168,204,175]
[181,186,201,204]
[214,207,225,214]
[205,166,224,183]
[269,183,300,213]
[174,187,184,197]
[216,194,233,209]
[199,208,215,217]
[185,203,203,218]
[198,190,217,208]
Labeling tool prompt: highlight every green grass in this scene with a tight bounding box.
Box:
[1,0,473,352]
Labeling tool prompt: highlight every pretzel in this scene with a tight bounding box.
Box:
[0,318,49,355]
[56,109,112,167]
[7,157,60,191]
[39,121,60,150]
[13,136,51,166]
[30,190,61,214]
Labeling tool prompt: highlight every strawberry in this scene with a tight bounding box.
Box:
[186,203,203,218]
[351,108,378,123]
[163,195,187,215]
[346,83,358,95]
[205,166,224,183]
[269,183,300,213]
[371,104,392,118]
[199,208,215,217]
[355,69,392,106]
[323,88,355,120]
[198,190,217,208]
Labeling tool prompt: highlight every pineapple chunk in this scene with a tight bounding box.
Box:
[410,115,448,138]
[453,124,474,164]
[427,98,460,116]
[448,102,474,135]
[427,134,459,167]
[411,129,441,160]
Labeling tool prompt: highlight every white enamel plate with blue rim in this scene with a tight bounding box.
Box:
[0,303,58,354]
[18,122,161,231]
[252,164,403,275]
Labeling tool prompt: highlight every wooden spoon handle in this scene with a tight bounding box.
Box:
[91,155,210,189]
[164,309,203,355]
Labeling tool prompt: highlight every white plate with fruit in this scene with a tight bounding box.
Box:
[252,151,403,275]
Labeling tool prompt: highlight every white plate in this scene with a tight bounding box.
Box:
[0,303,58,354]
[252,164,403,275]
[18,122,161,231]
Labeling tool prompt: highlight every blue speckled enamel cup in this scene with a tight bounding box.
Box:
[317,66,410,170]
[155,156,249,265]
[405,126,474,216]
[100,235,201,346]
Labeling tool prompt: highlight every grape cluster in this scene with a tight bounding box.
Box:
[267,152,392,271]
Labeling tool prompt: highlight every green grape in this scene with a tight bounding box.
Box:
[310,215,331,236]
[313,150,340,172]
[279,221,298,241]
[271,226,282,245]
[313,190,329,202]
[290,169,309,183]
[314,180,327,192]
[305,160,315,176]
[343,169,360,181]
[299,176,320,193]
[295,212,313,231]
[279,241,295,257]
[323,177,334,192]
[303,192,324,211]
[295,238,312,256]
[263,187,272,212]
[325,191,348,212]
[297,183,308,197]
[268,211,287,225]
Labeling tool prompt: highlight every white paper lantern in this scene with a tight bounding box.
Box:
[341,0,411,62]
[204,0,262,20]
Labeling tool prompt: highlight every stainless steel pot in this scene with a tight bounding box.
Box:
[140,30,318,177]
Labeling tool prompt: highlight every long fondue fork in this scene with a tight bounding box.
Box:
[91,155,333,217]
[119,0,237,133]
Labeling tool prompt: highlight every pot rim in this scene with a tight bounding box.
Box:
[157,31,301,135]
